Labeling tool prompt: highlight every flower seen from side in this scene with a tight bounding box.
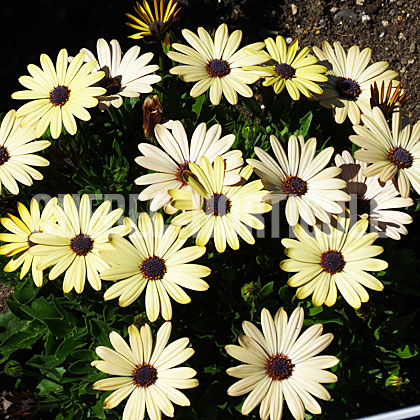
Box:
[28,194,129,293]
[126,0,181,39]
[169,156,272,253]
[335,150,413,240]
[12,49,106,139]
[80,38,161,110]
[350,107,420,198]
[280,212,388,308]
[243,36,327,100]
[135,120,243,214]
[369,80,409,119]
[0,198,56,286]
[247,134,350,226]
[312,41,397,125]
[100,212,210,321]
[167,23,268,105]
[225,306,339,420]
[92,322,198,420]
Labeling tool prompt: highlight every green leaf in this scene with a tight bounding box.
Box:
[192,95,205,118]
[260,281,274,297]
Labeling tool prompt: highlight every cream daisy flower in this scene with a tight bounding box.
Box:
[335,150,413,240]
[0,197,56,286]
[312,41,398,125]
[92,322,198,420]
[280,213,388,309]
[12,49,106,139]
[243,36,327,100]
[169,156,272,253]
[28,194,129,293]
[225,306,339,420]
[79,38,161,110]
[100,212,210,321]
[350,107,420,198]
[135,119,243,213]
[247,134,350,226]
[0,110,50,195]
[167,23,268,105]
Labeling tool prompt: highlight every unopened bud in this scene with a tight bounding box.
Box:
[142,95,163,139]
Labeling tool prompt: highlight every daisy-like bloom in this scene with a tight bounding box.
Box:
[28,194,129,293]
[12,49,106,139]
[0,110,50,195]
[350,107,420,198]
[0,197,56,286]
[92,322,198,420]
[247,134,350,227]
[167,23,268,105]
[312,41,398,125]
[126,0,181,39]
[79,38,161,111]
[135,120,243,213]
[280,213,388,308]
[335,151,413,240]
[169,156,272,253]
[243,36,327,100]
[225,306,339,420]
[100,212,210,321]
[369,80,409,119]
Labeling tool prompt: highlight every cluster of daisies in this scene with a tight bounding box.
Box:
[0,0,419,419]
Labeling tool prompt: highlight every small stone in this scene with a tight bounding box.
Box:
[398,32,406,40]
[382,20,389,26]
[362,14,370,22]
[285,37,293,44]
[400,66,406,74]
[356,0,364,4]
[334,8,358,24]
[291,4,298,15]
[319,19,326,28]
[379,32,385,38]
[330,6,338,13]
[408,58,415,65]
[389,9,396,16]
[410,42,416,53]
[396,0,403,5]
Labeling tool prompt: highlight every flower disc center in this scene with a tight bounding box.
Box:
[388,146,413,169]
[274,63,295,80]
[357,196,371,217]
[321,250,345,274]
[133,363,158,387]
[49,85,71,106]
[336,77,361,99]
[0,146,10,165]
[149,20,164,35]
[281,176,308,196]
[206,59,231,78]
[140,256,167,280]
[265,354,294,381]
[206,193,231,216]
[70,234,94,256]
[100,75,122,95]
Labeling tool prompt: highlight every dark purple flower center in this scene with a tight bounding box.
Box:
[0,146,10,165]
[133,363,158,387]
[388,146,413,169]
[336,77,361,99]
[206,59,231,78]
[357,197,371,217]
[274,63,295,80]
[281,176,308,196]
[149,20,164,35]
[265,354,294,381]
[49,85,71,106]
[140,256,167,280]
[321,250,345,274]
[99,74,122,95]
[70,234,94,256]
[205,193,231,216]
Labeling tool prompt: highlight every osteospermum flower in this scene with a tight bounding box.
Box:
[280,213,388,308]
[92,322,198,420]
[167,23,268,105]
[0,198,56,286]
[247,134,350,226]
[0,110,50,195]
[335,151,413,240]
[350,107,420,198]
[79,38,161,110]
[100,212,210,321]
[225,307,339,420]
[29,194,129,293]
[243,36,327,100]
[135,120,243,213]
[126,0,181,39]
[12,49,106,139]
[169,156,272,253]
[312,41,397,124]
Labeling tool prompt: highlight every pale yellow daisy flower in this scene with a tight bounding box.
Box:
[226,306,339,420]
